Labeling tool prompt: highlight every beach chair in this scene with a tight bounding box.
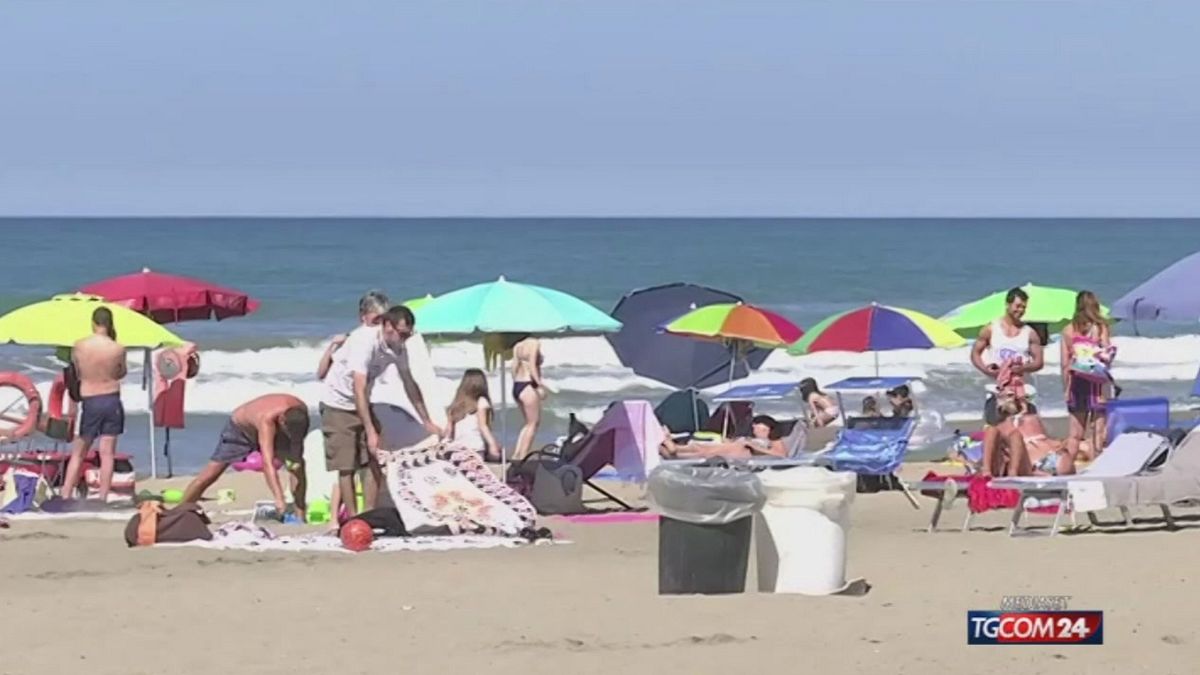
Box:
[1078,428,1200,532]
[507,413,634,514]
[988,429,1180,536]
[1105,397,1170,443]
[705,401,754,438]
[813,416,919,508]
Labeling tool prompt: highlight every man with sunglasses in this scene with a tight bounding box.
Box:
[320,304,439,516]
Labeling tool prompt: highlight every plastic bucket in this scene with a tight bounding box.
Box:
[754,467,857,595]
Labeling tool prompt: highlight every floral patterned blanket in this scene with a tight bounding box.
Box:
[385,442,538,537]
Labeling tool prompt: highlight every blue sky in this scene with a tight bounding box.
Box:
[1,1,1197,216]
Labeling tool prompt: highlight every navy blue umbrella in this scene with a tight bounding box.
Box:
[606,282,772,390]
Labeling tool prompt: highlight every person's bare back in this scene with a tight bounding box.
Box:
[72,334,126,397]
[231,393,307,439]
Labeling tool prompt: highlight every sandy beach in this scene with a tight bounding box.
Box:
[3,444,1199,675]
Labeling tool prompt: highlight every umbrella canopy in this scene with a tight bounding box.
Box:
[0,294,184,349]
[79,267,260,323]
[1112,250,1200,325]
[412,276,621,336]
[402,293,436,311]
[659,302,803,348]
[939,283,1107,337]
[606,283,772,390]
[788,303,965,356]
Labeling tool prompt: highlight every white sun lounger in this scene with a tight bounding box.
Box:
[988,430,1177,536]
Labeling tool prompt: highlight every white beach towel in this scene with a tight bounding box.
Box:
[158,522,555,553]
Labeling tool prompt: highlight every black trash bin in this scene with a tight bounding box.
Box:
[648,461,765,595]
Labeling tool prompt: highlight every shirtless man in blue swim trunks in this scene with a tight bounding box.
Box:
[59,308,127,502]
[181,393,310,520]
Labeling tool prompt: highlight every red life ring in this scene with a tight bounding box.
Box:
[46,373,77,441]
[0,372,42,440]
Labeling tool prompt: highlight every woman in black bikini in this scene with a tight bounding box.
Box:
[509,334,547,461]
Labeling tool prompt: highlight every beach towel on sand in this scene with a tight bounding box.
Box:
[385,442,538,537]
[159,521,547,553]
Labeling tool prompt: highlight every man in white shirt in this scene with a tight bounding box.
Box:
[319,305,440,515]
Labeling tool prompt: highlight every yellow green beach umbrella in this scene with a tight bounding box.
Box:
[0,293,184,349]
[402,293,436,311]
[939,283,1109,338]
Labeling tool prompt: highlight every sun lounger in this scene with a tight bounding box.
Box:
[988,429,1179,536]
[1084,428,1200,531]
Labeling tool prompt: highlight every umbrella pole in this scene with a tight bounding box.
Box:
[165,428,173,478]
[722,341,739,438]
[500,361,508,477]
[874,351,880,378]
[145,349,157,479]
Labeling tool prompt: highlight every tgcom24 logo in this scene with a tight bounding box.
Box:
[967,596,1103,645]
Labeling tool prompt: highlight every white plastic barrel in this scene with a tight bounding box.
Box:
[754,466,857,595]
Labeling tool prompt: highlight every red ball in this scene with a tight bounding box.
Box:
[340,519,374,552]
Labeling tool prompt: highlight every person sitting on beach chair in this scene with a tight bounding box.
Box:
[181,394,310,521]
[659,414,787,459]
[861,396,882,418]
[887,385,915,418]
[982,392,1075,477]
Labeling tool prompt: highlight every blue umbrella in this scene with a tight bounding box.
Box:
[1112,250,1200,329]
[605,283,771,390]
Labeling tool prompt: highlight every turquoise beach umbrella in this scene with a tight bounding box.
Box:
[412,276,621,336]
[411,276,621,472]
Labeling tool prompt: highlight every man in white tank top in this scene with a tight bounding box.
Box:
[971,287,1045,431]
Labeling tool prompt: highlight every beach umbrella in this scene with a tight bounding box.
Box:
[606,283,771,390]
[79,267,259,323]
[1112,250,1200,331]
[0,294,184,349]
[412,276,622,471]
[0,294,186,475]
[79,268,261,477]
[660,302,804,436]
[939,283,1107,338]
[787,303,965,374]
[401,293,436,311]
[660,302,803,348]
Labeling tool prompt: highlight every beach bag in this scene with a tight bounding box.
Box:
[1068,335,1115,383]
[124,502,213,547]
[0,468,50,514]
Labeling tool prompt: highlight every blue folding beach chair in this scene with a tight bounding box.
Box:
[1105,397,1170,444]
[815,416,919,508]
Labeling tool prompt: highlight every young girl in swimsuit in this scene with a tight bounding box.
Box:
[1061,291,1112,462]
[509,334,547,461]
[660,415,786,459]
[443,369,502,462]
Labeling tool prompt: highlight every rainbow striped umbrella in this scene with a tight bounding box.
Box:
[659,302,803,348]
[786,303,965,374]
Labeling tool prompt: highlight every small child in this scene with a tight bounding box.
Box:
[887,385,915,417]
[861,396,882,417]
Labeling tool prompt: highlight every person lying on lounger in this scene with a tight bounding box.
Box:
[659,415,787,459]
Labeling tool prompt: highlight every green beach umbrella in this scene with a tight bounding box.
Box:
[939,283,1110,338]
[0,293,185,349]
[402,293,436,311]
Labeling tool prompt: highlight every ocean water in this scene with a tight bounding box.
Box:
[1,218,1198,475]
